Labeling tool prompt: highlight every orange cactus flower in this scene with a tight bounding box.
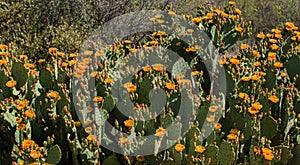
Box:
[124,119,134,127]
[6,80,16,88]
[30,150,41,159]
[175,143,185,152]
[195,145,205,153]
[155,127,166,137]
[268,95,279,103]
[25,109,35,118]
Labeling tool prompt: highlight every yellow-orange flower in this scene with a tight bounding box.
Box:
[192,17,202,23]
[0,52,8,56]
[215,123,222,131]
[262,148,274,160]
[30,150,41,159]
[229,1,235,5]
[124,82,137,92]
[229,58,240,65]
[38,59,45,64]
[152,63,166,72]
[0,59,8,66]
[0,44,8,49]
[62,62,68,67]
[285,22,298,31]
[274,62,283,68]
[254,62,261,67]
[269,39,277,44]
[21,139,36,149]
[19,55,28,60]
[165,82,176,90]
[206,114,215,122]
[16,118,22,124]
[221,12,228,18]
[235,27,243,33]
[49,47,58,53]
[87,135,97,141]
[242,76,251,82]
[85,127,93,134]
[254,146,261,154]
[205,13,214,20]
[155,127,166,137]
[105,78,113,84]
[195,145,205,153]
[56,51,65,57]
[251,75,260,81]
[17,100,29,110]
[47,90,61,100]
[90,71,98,77]
[230,129,240,135]
[69,53,77,58]
[252,50,260,58]
[227,133,237,140]
[25,109,35,118]
[239,92,249,100]
[257,32,265,39]
[268,33,274,38]
[209,105,219,112]
[191,71,201,76]
[186,47,196,53]
[235,8,241,15]
[142,66,151,72]
[119,137,130,144]
[272,29,281,34]
[275,33,282,39]
[93,96,104,103]
[124,119,134,127]
[175,143,185,152]
[229,15,237,19]
[240,44,248,50]
[252,102,263,110]
[248,102,263,114]
[6,80,16,88]
[24,63,35,69]
[68,60,76,66]
[219,58,227,65]
[270,44,280,50]
[268,95,279,103]
[168,11,176,15]
[281,72,287,77]
[268,52,277,61]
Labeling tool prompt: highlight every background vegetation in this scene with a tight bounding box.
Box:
[1,0,300,60]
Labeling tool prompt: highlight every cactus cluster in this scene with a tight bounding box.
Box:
[0,1,300,165]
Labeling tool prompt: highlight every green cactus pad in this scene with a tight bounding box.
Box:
[260,116,278,139]
[12,61,28,89]
[264,68,276,90]
[204,144,219,165]
[39,68,54,89]
[137,77,151,104]
[218,141,236,165]
[103,95,115,112]
[46,145,62,164]
[102,154,120,165]
[285,55,300,80]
